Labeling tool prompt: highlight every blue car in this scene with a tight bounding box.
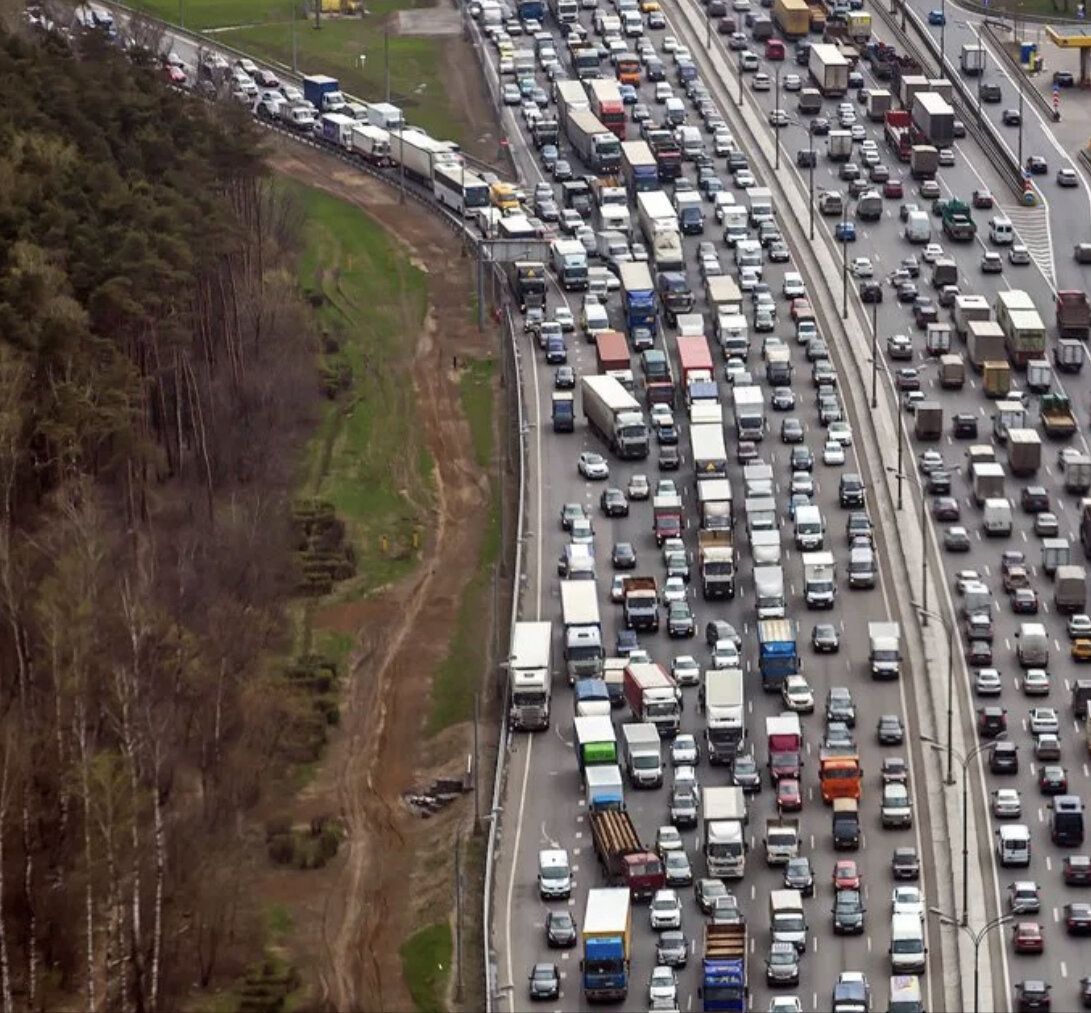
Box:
[928,8,945,24]
[619,83,639,105]
[835,221,857,242]
[616,629,639,657]
[540,144,559,170]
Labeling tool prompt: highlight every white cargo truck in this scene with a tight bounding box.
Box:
[802,551,836,608]
[580,375,649,459]
[621,722,663,787]
[560,580,603,682]
[868,622,901,679]
[702,668,745,763]
[509,621,554,731]
[702,786,748,879]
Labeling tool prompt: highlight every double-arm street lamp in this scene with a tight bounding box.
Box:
[922,734,1003,929]
[928,908,1014,1013]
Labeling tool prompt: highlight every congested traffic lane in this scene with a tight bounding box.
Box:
[893,0,1091,291]
[706,10,1091,1004]
[492,6,942,1012]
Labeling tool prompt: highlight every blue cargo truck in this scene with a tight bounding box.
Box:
[758,619,799,691]
[582,888,631,1003]
[618,262,657,337]
[701,923,747,1012]
[517,0,544,18]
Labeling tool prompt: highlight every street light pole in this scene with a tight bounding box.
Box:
[737,49,743,108]
[888,463,928,619]
[841,202,849,319]
[917,612,957,785]
[930,907,1014,1012]
[939,0,947,73]
[808,123,815,240]
[775,67,781,171]
[870,299,879,408]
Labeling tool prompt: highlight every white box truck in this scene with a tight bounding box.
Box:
[509,621,554,731]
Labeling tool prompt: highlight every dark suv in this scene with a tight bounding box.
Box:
[1020,486,1050,514]
[990,740,1019,774]
[839,474,865,508]
[978,706,1007,739]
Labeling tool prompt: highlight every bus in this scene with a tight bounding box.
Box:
[585,78,626,140]
[433,164,490,216]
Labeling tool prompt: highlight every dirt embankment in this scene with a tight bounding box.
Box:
[267,139,497,1012]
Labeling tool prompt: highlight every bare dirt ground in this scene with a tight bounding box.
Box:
[266,136,497,1012]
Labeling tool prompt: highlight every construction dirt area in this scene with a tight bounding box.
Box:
[265,128,506,1013]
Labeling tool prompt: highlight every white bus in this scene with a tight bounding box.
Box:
[433,164,490,216]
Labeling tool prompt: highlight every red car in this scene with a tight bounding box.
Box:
[833,859,861,890]
[1013,921,1045,954]
[972,189,995,209]
[777,778,803,813]
[883,179,904,199]
[1064,855,1091,886]
[1011,588,1040,614]
[790,299,815,322]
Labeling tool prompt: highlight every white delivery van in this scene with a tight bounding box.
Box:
[982,497,1013,536]
[888,913,927,973]
[677,125,704,160]
[989,215,1014,246]
[889,975,925,1013]
[905,211,930,244]
[717,314,749,357]
[996,824,1031,867]
[735,239,763,270]
[793,505,825,551]
[664,97,686,125]
[537,848,572,898]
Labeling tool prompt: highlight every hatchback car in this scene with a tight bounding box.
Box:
[529,962,561,1000]
[546,910,578,948]
[1039,765,1067,795]
[945,526,972,552]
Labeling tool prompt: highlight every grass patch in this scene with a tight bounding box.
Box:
[132,0,482,147]
[265,903,294,940]
[289,179,433,596]
[427,359,499,736]
[400,920,452,1013]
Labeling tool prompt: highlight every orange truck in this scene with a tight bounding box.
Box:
[820,746,862,803]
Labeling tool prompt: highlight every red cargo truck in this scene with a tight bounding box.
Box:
[676,334,714,387]
[596,330,631,374]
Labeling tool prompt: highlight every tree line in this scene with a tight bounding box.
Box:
[0,23,323,1011]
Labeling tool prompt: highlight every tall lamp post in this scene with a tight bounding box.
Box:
[939,0,947,74]
[928,908,1014,1013]
[922,735,1001,928]
[839,199,853,319]
[737,48,744,108]
[808,122,816,240]
[774,66,782,171]
[886,464,928,617]
[869,297,879,408]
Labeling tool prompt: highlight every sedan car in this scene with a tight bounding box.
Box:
[694,878,729,915]
[1014,980,1051,1012]
[945,526,972,552]
[1023,669,1051,696]
[1013,922,1045,954]
[780,418,805,444]
[992,788,1023,818]
[1039,765,1068,795]
[776,778,803,813]
[546,910,578,948]
[931,496,960,521]
[662,850,693,887]
[1066,902,1091,934]
[783,855,814,896]
[877,714,905,745]
[578,451,609,480]
[1065,855,1091,886]
[781,674,815,713]
[1059,167,1080,188]
[975,668,1003,696]
[813,624,841,653]
[528,962,561,1000]
[1002,108,1023,126]
[832,888,866,934]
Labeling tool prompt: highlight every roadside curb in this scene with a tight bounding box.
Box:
[671,6,988,1008]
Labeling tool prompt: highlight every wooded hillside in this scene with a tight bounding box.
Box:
[0,27,320,1011]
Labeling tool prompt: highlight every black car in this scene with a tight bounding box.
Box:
[545,910,577,948]
[877,714,905,745]
[891,847,920,880]
[772,387,796,411]
[897,282,919,303]
[813,624,842,654]
[832,888,866,934]
[810,117,830,136]
[978,706,1007,738]
[656,929,689,967]
[554,365,576,389]
[1015,980,1050,1012]
[529,963,561,1001]
[600,488,629,517]
[952,413,979,438]
[706,620,742,650]
[927,470,952,495]
[659,445,681,470]
[980,82,1002,102]
[612,542,637,569]
[1081,977,1091,1010]
[1021,486,1050,514]
[860,281,883,303]
[783,856,815,897]
[913,298,939,328]
[1054,70,1075,87]
[791,446,814,472]
[991,740,1020,774]
[932,496,960,521]
[839,474,865,508]
[732,753,762,792]
[825,686,855,724]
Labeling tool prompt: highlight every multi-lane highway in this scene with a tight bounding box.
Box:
[894,0,1091,291]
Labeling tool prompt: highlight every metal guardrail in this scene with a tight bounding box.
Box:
[949,0,1089,24]
[981,20,1061,123]
[104,0,505,177]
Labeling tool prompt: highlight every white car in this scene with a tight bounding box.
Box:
[662,576,687,604]
[578,451,610,480]
[790,472,814,496]
[783,73,802,91]
[1028,707,1059,735]
[783,272,806,298]
[650,888,683,930]
[1068,614,1091,638]
[823,441,846,466]
[828,421,853,446]
[769,1000,804,1013]
[628,474,651,500]
[938,147,955,166]
[752,73,771,92]
[1009,243,1031,265]
[671,733,699,765]
[554,306,575,331]
[648,965,679,1007]
[768,108,789,127]
[655,81,673,103]
[921,243,944,263]
[851,256,874,278]
[611,574,626,603]
[992,787,1023,818]
[661,33,679,51]
[671,656,701,687]
[560,209,584,234]
[735,170,757,189]
[657,480,679,498]
[651,403,674,425]
[781,674,815,713]
[892,886,925,919]
[955,569,982,594]
[711,639,740,669]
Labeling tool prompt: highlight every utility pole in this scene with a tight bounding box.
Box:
[314,0,320,31]
[291,0,298,72]
[454,833,464,1003]
[384,26,391,103]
